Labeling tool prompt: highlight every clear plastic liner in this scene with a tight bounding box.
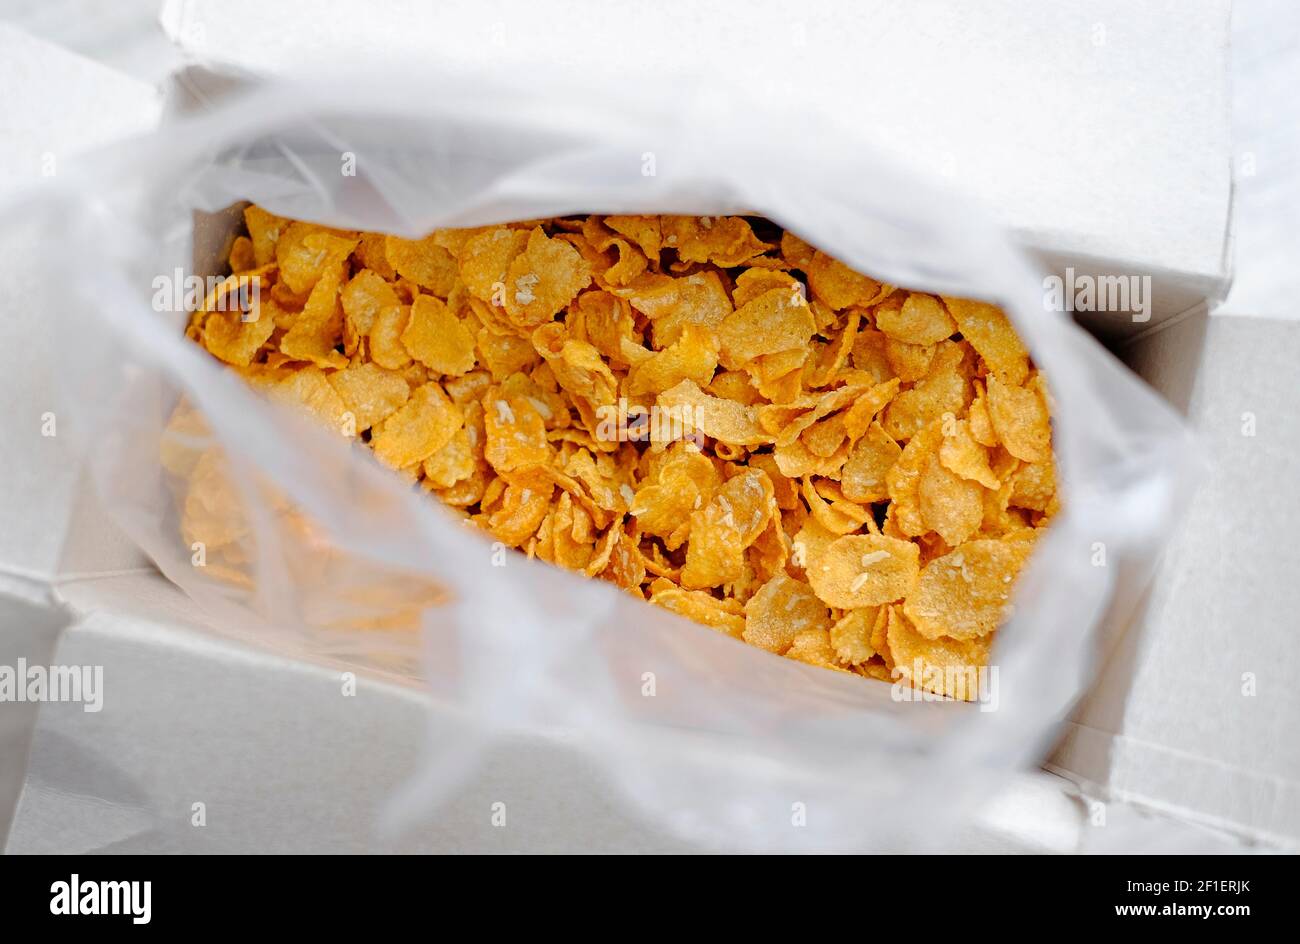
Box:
[20,66,1196,850]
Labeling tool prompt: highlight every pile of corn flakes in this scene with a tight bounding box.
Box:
[181,208,1057,698]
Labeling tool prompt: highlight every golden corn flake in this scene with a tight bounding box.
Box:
[603,215,662,259]
[808,533,920,609]
[341,269,401,337]
[423,428,476,489]
[630,444,720,546]
[903,539,1032,640]
[779,231,816,270]
[719,288,816,371]
[874,292,956,347]
[884,337,936,384]
[967,383,998,447]
[402,294,477,376]
[277,224,358,295]
[244,205,287,267]
[842,378,900,441]
[369,303,412,370]
[881,340,970,442]
[784,629,844,670]
[372,382,462,470]
[486,470,554,546]
[273,365,352,433]
[280,266,348,369]
[326,361,410,432]
[353,232,396,280]
[228,235,256,273]
[533,327,619,408]
[885,419,943,537]
[840,421,901,504]
[986,373,1052,462]
[743,572,831,654]
[943,296,1029,385]
[503,227,592,329]
[939,418,1001,489]
[850,325,894,384]
[651,584,746,638]
[626,323,719,396]
[887,605,990,701]
[801,476,865,535]
[789,516,834,572]
[486,395,553,473]
[1010,453,1058,514]
[186,208,1057,690]
[611,270,732,349]
[659,380,770,447]
[830,607,879,666]
[460,226,530,303]
[202,305,276,368]
[681,468,774,589]
[386,234,458,296]
[663,215,770,268]
[917,453,983,546]
[805,250,887,309]
[476,323,540,381]
[732,268,800,309]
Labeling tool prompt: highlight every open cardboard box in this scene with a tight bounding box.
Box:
[3,1,1293,852]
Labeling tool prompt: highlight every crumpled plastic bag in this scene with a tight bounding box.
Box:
[22,65,1196,850]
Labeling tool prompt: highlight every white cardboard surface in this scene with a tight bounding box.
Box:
[1045,2,1300,838]
[1051,312,1300,846]
[8,571,1242,854]
[159,0,1234,335]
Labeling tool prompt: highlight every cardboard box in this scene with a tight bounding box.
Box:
[5,3,1287,852]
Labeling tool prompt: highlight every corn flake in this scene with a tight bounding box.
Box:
[372,382,463,470]
[401,294,477,376]
[743,572,831,654]
[502,227,592,329]
[718,288,815,370]
[386,234,458,297]
[808,533,920,608]
[875,292,956,346]
[903,539,1032,640]
[806,250,887,310]
[943,296,1029,385]
[663,215,770,267]
[327,361,411,432]
[986,373,1051,462]
[830,607,879,666]
[887,605,990,701]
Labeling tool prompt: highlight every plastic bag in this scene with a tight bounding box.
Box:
[28,65,1195,850]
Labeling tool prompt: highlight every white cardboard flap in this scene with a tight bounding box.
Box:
[1054,313,1300,846]
[160,0,1234,335]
